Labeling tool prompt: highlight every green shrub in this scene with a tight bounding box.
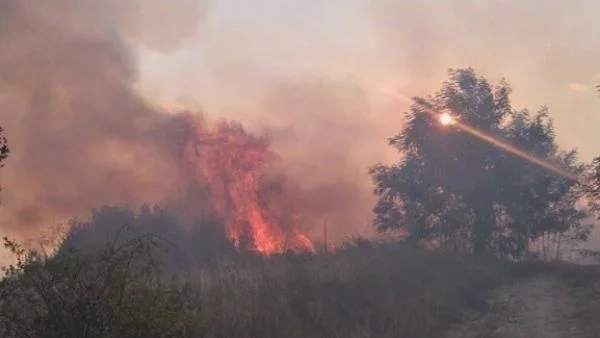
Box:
[0,234,511,338]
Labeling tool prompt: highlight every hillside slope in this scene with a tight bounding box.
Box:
[445,274,591,338]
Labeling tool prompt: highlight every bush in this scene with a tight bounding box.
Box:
[0,232,194,337]
[61,205,241,269]
[0,232,511,338]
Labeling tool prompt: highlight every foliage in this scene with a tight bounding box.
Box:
[0,126,8,191]
[589,84,600,213]
[0,231,192,338]
[0,127,8,168]
[371,68,591,258]
[591,157,600,200]
[0,235,510,338]
[61,205,241,269]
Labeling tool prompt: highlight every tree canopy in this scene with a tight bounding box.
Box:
[0,127,7,193]
[587,86,600,214]
[371,68,591,258]
[0,127,8,169]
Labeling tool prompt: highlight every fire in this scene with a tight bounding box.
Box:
[172,113,314,255]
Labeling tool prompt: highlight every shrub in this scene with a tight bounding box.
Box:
[0,234,510,338]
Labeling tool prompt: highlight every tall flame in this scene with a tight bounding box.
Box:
[172,113,314,255]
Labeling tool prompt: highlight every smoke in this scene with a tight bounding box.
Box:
[0,0,208,241]
[259,79,395,241]
[1,0,600,255]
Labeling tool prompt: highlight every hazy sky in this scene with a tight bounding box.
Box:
[138,0,600,160]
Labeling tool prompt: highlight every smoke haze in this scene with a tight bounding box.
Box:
[0,0,208,241]
[1,0,600,257]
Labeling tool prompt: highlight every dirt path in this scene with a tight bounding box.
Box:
[445,276,583,338]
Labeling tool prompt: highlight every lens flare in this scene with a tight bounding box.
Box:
[378,88,588,186]
[439,112,455,126]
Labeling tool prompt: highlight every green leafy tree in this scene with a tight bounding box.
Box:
[371,68,591,258]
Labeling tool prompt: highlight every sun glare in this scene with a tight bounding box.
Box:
[439,113,456,126]
[439,112,455,126]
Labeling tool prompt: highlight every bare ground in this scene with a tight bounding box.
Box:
[445,275,584,338]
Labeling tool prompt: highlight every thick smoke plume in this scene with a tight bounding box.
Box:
[0,1,234,250]
[0,0,206,240]
[0,0,320,258]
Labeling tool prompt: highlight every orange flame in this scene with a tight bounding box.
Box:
[172,114,314,255]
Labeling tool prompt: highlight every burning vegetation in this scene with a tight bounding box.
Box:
[171,114,314,254]
[0,0,322,256]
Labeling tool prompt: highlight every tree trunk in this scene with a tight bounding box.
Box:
[473,206,493,255]
[555,233,563,261]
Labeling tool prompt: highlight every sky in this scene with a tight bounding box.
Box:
[138,0,600,161]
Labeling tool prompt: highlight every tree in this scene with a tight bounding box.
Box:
[592,158,600,198]
[589,85,600,212]
[0,126,8,190]
[371,68,591,258]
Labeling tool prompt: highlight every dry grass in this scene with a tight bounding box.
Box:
[563,264,600,338]
[0,236,512,338]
